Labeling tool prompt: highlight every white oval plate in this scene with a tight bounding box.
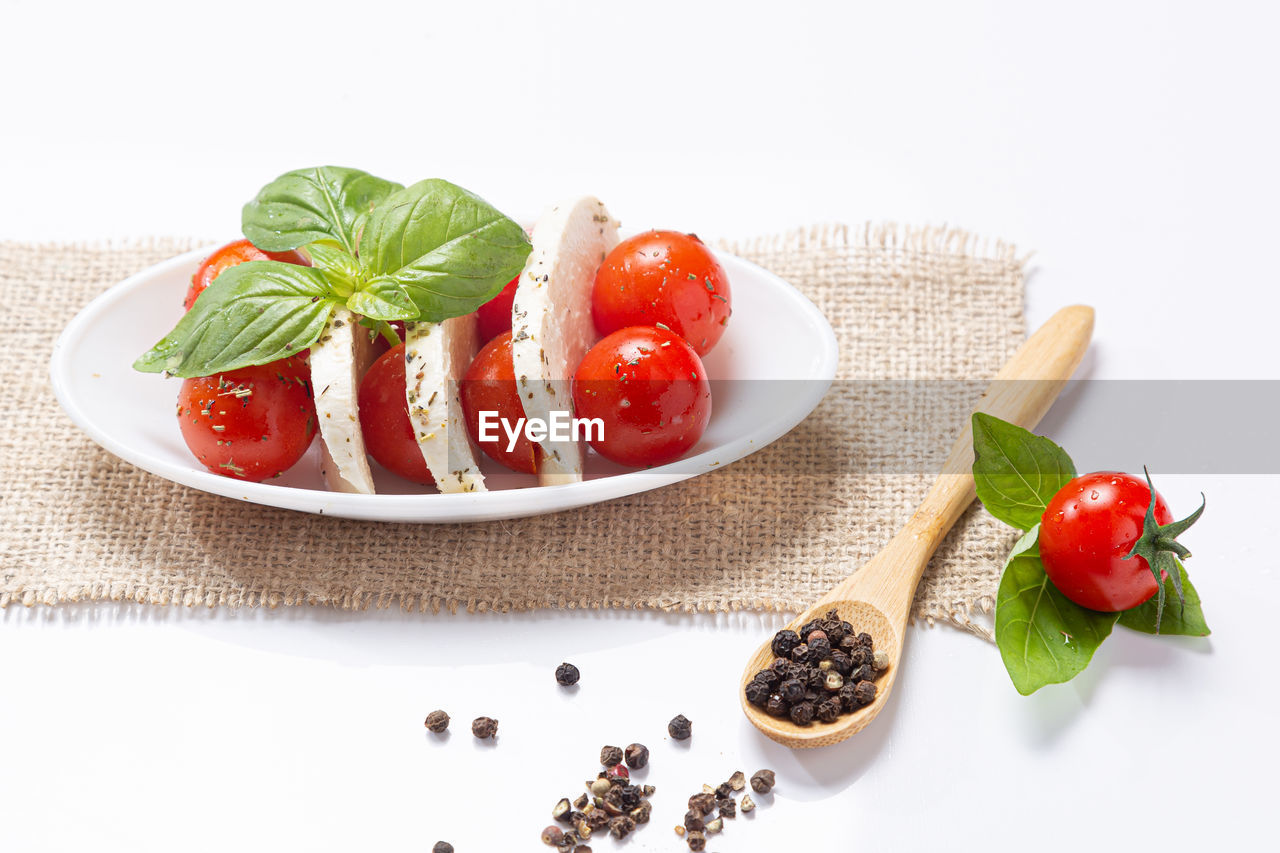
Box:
[51,244,836,522]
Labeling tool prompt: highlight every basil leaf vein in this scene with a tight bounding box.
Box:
[361,178,531,322]
[995,525,1119,695]
[242,166,403,254]
[133,261,338,377]
[972,413,1077,531]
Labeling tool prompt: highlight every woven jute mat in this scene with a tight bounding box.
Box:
[0,227,1025,635]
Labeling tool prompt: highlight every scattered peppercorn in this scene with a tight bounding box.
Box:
[553,798,573,822]
[668,714,692,740]
[688,792,716,816]
[607,816,636,839]
[555,662,581,686]
[854,680,877,705]
[600,745,623,767]
[606,764,629,783]
[471,716,498,739]
[740,794,756,813]
[718,797,736,818]
[750,770,776,794]
[542,825,564,846]
[432,843,453,853]
[424,710,450,733]
[686,830,707,852]
[728,770,746,791]
[624,743,649,769]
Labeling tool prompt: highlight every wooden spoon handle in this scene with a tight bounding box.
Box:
[833,305,1094,614]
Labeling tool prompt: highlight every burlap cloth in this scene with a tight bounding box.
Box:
[0,227,1025,635]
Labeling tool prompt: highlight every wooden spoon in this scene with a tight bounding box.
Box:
[741,305,1095,748]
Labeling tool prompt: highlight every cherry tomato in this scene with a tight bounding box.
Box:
[592,230,732,356]
[571,326,711,468]
[185,239,307,311]
[475,276,520,343]
[176,354,316,481]
[357,343,433,485]
[459,331,538,474]
[1039,472,1174,611]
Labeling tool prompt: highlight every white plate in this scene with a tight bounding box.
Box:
[51,244,837,522]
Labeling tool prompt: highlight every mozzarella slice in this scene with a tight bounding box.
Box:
[511,196,619,485]
[405,314,486,493]
[311,307,376,494]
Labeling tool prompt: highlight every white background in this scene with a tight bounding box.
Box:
[2,1,1277,850]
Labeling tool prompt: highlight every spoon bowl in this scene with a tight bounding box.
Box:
[740,305,1096,747]
[741,599,900,747]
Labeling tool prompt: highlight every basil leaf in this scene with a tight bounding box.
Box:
[303,240,362,297]
[995,526,1119,695]
[242,166,403,255]
[972,413,1077,531]
[361,178,531,322]
[134,261,338,377]
[347,280,418,322]
[1118,560,1210,636]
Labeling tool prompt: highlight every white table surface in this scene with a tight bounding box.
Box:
[3,1,1276,850]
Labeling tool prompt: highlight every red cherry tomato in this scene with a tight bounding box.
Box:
[592,230,732,356]
[357,343,433,485]
[572,326,711,468]
[176,354,316,481]
[475,276,519,343]
[1039,472,1174,611]
[185,239,307,311]
[459,331,537,474]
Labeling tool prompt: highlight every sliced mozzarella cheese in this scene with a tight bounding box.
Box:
[405,314,486,494]
[511,196,619,485]
[311,307,376,494]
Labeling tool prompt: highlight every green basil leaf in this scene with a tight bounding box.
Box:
[134,261,338,377]
[347,280,417,322]
[972,413,1077,531]
[361,178,531,322]
[242,166,403,255]
[303,240,363,297]
[995,525,1119,695]
[1118,559,1210,636]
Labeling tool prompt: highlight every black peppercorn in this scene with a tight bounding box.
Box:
[808,636,832,659]
[779,677,804,703]
[686,830,707,852]
[619,785,642,809]
[854,680,877,705]
[839,634,859,652]
[668,714,692,740]
[586,810,610,830]
[684,811,705,832]
[753,669,781,690]
[471,716,498,739]
[433,843,453,853]
[624,743,649,769]
[838,682,858,712]
[688,792,716,816]
[608,816,636,839]
[800,618,823,637]
[744,680,771,706]
[555,662,581,686]
[806,667,825,689]
[714,782,733,799]
[765,694,788,717]
[789,701,815,725]
[600,745,623,767]
[829,650,852,676]
[848,646,870,667]
[718,797,736,818]
[851,663,876,684]
[856,631,874,649]
[424,710,450,733]
[630,801,651,824]
[750,769,776,794]
[770,629,800,658]
[789,642,809,663]
[817,697,841,723]
[769,657,793,675]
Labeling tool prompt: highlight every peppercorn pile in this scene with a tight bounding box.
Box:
[675,769,774,851]
[541,742,655,851]
[744,610,888,725]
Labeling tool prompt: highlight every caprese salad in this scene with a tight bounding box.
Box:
[134,167,732,494]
